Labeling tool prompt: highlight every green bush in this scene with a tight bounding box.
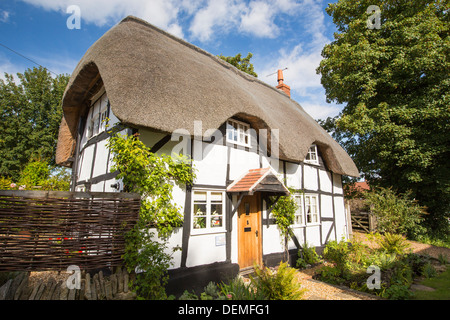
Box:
[383,284,413,300]
[376,233,411,255]
[296,243,321,269]
[322,239,351,275]
[318,237,443,300]
[179,290,199,300]
[250,262,305,300]
[421,262,437,279]
[364,187,427,239]
[123,228,173,300]
[220,277,265,300]
[316,265,346,285]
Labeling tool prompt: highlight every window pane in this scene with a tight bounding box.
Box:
[194,192,207,201]
[93,115,99,136]
[193,203,206,216]
[210,216,222,228]
[211,203,222,215]
[227,122,234,140]
[210,192,222,201]
[194,217,206,229]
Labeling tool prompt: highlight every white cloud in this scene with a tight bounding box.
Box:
[299,100,341,120]
[21,0,189,38]
[20,0,305,41]
[0,10,10,23]
[239,1,279,38]
[239,0,301,38]
[189,0,245,42]
[254,0,341,119]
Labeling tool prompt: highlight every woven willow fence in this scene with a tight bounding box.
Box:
[0,190,140,272]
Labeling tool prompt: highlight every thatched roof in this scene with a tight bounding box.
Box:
[55,16,359,177]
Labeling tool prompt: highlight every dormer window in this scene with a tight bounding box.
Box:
[226,119,251,147]
[305,144,319,165]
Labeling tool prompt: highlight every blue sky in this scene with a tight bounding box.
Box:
[0,0,342,120]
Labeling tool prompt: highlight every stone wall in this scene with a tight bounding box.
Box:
[0,267,136,300]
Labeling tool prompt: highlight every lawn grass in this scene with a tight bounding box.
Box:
[411,267,450,300]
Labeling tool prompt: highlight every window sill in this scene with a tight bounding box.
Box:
[304,160,320,166]
[226,140,251,148]
[191,228,227,236]
[306,223,321,227]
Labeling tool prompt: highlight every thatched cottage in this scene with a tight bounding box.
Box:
[55,16,359,293]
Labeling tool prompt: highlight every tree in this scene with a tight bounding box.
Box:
[218,52,258,77]
[0,67,69,180]
[316,0,449,234]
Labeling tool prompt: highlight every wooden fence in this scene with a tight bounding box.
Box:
[0,190,140,272]
[351,212,377,233]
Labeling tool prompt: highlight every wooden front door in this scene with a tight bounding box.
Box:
[238,194,262,269]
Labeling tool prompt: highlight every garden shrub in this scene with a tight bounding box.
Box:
[123,228,173,300]
[421,262,437,279]
[364,187,427,239]
[383,284,413,300]
[296,242,321,269]
[250,262,305,300]
[318,235,442,300]
[376,233,411,255]
[322,239,351,276]
[219,277,265,300]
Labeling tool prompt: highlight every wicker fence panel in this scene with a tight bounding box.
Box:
[0,190,140,272]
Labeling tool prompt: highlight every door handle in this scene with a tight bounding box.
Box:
[255,230,258,237]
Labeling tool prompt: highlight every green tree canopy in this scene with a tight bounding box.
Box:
[0,67,69,180]
[218,52,258,77]
[316,0,449,234]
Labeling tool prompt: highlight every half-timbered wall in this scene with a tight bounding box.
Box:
[73,90,127,193]
[74,91,349,271]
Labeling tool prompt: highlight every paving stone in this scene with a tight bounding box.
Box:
[410,283,436,292]
[28,280,42,300]
[0,280,13,300]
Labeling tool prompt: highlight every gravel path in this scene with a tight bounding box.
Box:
[295,265,381,300]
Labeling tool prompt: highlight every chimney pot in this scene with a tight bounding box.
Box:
[276,69,290,98]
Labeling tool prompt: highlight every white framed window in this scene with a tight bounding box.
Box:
[293,194,305,226]
[226,119,251,147]
[305,194,319,224]
[192,190,226,234]
[86,93,108,139]
[305,144,319,165]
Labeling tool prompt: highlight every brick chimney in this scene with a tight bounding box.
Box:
[276,69,290,97]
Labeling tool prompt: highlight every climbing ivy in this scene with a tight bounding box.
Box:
[107,131,195,238]
[270,189,300,264]
[107,130,195,299]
